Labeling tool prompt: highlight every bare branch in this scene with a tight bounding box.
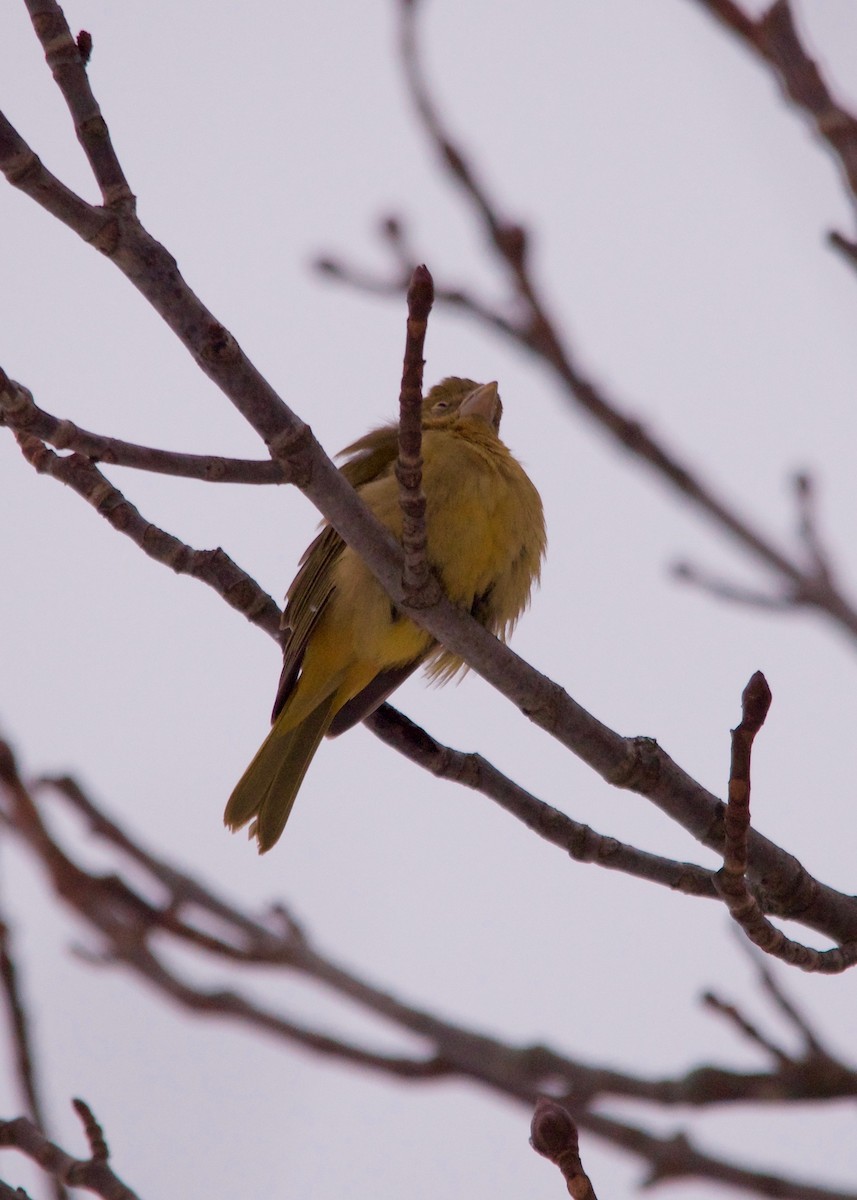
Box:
[582,1106,857,1199]
[715,673,857,973]
[793,472,835,585]
[364,705,717,899]
[0,1110,139,1200]
[671,561,795,610]
[12,429,282,639]
[24,0,133,206]
[0,111,109,243]
[0,372,287,484]
[72,1099,109,1165]
[10,399,857,957]
[530,1099,598,1200]
[365,0,857,651]
[2,739,856,1198]
[8,4,857,930]
[691,0,857,216]
[752,951,831,1059]
[396,264,437,605]
[702,991,794,1068]
[0,918,67,1200]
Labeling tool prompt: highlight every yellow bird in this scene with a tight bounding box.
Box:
[225,377,545,851]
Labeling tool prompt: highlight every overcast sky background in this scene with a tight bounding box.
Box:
[3,2,857,1197]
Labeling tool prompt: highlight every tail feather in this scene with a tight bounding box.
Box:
[224,693,337,852]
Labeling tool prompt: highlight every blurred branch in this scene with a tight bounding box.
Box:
[704,946,852,1094]
[692,0,857,222]
[11,425,282,640]
[673,472,843,612]
[315,0,857,648]
[2,738,857,1199]
[0,1103,139,1200]
[0,916,66,1200]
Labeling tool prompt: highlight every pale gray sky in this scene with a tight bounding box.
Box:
[3,2,857,1197]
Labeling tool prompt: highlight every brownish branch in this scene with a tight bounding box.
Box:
[3,742,857,1200]
[12,407,857,956]
[24,0,133,207]
[364,704,717,899]
[0,1110,139,1200]
[12,430,282,639]
[702,991,793,1068]
[692,0,857,214]
[0,917,67,1200]
[72,1099,109,1164]
[381,0,857,649]
[396,264,437,605]
[0,371,287,484]
[715,672,857,973]
[5,0,857,965]
[530,1099,598,1199]
[0,111,108,242]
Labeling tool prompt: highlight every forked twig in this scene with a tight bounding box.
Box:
[715,673,857,973]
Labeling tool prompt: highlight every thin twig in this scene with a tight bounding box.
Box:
[24,0,133,207]
[0,918,67,1200]
[702,991,793,1068]
[396,264,437,605]
[715,673,857,973]
[0,1112,139,1200]
[364,704,717,898]
[72,1099,109,1164]
[793,472,834,585]
[692,0,857,214]
[530,1099,598,1200]
[671,561,795,610]
[752,952,830,1058]
[4,740,857,1198]
[13,431,282,638]
[0,372,287,484]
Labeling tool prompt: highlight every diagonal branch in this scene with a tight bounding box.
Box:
[691,1,857,217]
[24,0,133,207]
[12,428,282,639]
[380,0,857,646]
[0,372,287,484]
[5,1,857,957]
[363,704,717,899]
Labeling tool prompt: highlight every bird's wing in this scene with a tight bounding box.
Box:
[326,659,425,736]
[272,525,343,721]
[337,422,400,488]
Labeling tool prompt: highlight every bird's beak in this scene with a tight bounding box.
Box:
[460,381,502,430]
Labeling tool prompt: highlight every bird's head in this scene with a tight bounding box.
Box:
[424,377,503,431]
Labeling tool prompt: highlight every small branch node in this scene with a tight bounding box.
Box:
[530,1098,598,1199]
[72,1098,109,1163]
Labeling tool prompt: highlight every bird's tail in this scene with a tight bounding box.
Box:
[224,693,338,852]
